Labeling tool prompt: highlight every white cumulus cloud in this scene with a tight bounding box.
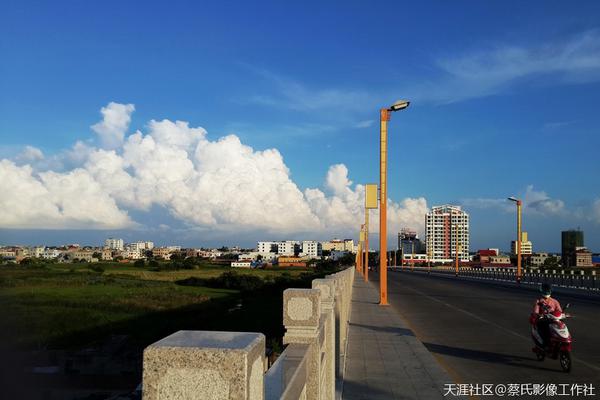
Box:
[16,145,44,163]
[0,159,134,229]
[91,102,135,149]
[1,102,429,241]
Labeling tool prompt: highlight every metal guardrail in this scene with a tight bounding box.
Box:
[392,266,600,292]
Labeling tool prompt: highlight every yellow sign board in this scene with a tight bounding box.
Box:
[365,184,378,209]
[359,231,366,242]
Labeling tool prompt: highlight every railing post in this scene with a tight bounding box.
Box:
[143,330,265,400]
[312,279,336,400]
[283,289,322,400]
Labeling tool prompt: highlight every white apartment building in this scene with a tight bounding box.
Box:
[257,242,278,254]
[321,239,345,252]
[28,246,45,258]
[41,249,62,259]
[343,239,355,252]
[301,241,322,259]
[277,241,297,255]
[105,238,124,251]
[426,205,470,263]
[256,241,299,256]
[123,249,144,260]
[127,241,155,252]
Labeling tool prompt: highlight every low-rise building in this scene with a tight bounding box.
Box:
[41,249,62,259]
[321,239,345,252]
[489,255,512,266]
[575,247,593,268]
[101,249,113,261]
[529,253,549,267]
[278,256,308,267]
[401,254,428,265]
[0,249,16,258]
[105,238,124,251]
[301,241,322,259]
[231,261,252,268]
[123,249,144,260]
[343,239,355,252]
[152,247,171,260]
[72,250,95,262]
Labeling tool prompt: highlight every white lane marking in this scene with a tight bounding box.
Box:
[397,280,600,373]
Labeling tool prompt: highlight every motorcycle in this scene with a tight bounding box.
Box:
[531,303,572,372]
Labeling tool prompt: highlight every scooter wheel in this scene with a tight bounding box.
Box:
[559,351,571,372]
[536,351,545,361]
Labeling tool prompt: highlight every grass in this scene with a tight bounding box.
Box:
[0,262,324,351]
[0,267,236,349]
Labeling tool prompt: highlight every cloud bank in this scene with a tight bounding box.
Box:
[0,102,428,241]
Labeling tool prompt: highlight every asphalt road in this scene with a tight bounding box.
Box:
[373,269,600,387]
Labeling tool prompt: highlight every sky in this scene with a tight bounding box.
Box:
[1,1,599,251]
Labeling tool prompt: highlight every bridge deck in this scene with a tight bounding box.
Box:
[341,272,452,400]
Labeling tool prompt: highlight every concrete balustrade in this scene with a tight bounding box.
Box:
[142,266,355,400]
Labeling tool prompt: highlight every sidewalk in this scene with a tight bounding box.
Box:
[341,272,453,400]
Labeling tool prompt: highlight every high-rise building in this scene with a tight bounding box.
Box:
[104,238,124,251]
[561,230,584,268]
[511,231,533,255]
[425,205,470,263]
[398,228,425,257]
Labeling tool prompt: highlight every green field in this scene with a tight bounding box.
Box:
[0,262,323,350]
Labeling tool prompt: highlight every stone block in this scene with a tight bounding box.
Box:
[143,330,265,400]
[283,289,321,329]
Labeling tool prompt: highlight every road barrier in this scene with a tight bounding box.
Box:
[392,266,599,293]
[142,266,355,400]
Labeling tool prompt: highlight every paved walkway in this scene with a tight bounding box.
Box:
[341,273,454,400]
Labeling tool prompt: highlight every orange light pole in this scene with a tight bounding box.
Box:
[508,197,522,283]
[378,100,410,306]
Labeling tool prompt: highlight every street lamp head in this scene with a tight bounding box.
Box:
[389,100,410,112]
[507,196,519,202]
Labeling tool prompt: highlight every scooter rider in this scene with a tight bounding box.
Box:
[531,283,563,347]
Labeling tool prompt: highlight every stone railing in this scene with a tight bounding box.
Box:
[142,266,355,400]
[395,265,600,292]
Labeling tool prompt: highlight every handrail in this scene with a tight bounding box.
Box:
[265,343,309,400]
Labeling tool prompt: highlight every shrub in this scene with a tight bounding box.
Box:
[90,265,105,274]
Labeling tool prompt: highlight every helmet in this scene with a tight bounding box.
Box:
[540,283,552,298]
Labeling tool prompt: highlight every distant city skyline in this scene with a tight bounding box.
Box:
[1,1,599,252]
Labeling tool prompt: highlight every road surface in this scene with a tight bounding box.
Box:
[372,269,600,387]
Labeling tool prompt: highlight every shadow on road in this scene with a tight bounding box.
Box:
[349,322,415,337]
[423,342,564,373]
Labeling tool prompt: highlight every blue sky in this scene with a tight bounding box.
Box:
[1,1,599,251]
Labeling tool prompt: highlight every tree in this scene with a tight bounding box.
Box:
[133,259,146,268]
[543,256,559,269]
